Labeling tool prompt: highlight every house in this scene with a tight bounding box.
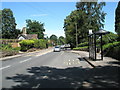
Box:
[18,27,38,40]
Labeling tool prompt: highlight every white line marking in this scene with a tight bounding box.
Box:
[35,51,51,57]
[0,65,11,70]
[60,52,64,56]
[19,58,32,63]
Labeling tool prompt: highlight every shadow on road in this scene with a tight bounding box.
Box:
[5,65,120,89]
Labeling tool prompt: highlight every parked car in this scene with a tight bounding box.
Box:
[53,46,61,52]
[60,45,65,50]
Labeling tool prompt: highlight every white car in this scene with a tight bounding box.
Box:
[53,46,61,52]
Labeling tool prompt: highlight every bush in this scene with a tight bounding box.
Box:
[97,32,118,45]
[19,40,35,51]
[19,39,47,51]
[103,41,120,60]
[33,39,47,49]
[78,42,88,47]
[0,44,20,57]
[103,41,120,51]
[73,46,88,51]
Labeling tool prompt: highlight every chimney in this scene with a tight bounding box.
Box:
[22,27,27,36]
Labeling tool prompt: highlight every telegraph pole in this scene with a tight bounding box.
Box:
[75,23,78,47]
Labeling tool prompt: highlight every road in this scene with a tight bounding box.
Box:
[1,48,119,88]
[1,48,92,89]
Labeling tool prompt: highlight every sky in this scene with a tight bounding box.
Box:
[1,2,118,37]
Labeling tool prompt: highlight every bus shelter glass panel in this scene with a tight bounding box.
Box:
[89,34,96,60]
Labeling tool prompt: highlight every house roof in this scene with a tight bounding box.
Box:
[18,34,38,39]
[26,34,38,39]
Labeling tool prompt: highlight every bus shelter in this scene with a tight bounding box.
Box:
[88,29,110,60]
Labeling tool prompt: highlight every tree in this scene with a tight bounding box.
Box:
[64,1,106,48]
[58,36,65,45]
[2,8,20,39]
[26,19,45,39]
[50,34,58,45]
[0,10,2,38]
[115,1,120,40]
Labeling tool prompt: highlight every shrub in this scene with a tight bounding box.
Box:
[33,39,47,49]
[78,42,88,47]
[103,41,120,60]
[103,41,120,51]
[97,32,118,45]
[73,46,88,51]
[19,40,35,51]
[38,39,47,49]
[0,44,20,57]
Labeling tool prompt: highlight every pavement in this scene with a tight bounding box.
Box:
[69,50,120,68]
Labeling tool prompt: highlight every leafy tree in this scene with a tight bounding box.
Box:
[58,36,65,45]
[115,1,120,40]
[26,19,45,39]
[2,8,20,39]
[64,1,106,48]
[50,34,58,44]
[0,10,2,38]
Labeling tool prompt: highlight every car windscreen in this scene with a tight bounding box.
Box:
[55,47,59,48]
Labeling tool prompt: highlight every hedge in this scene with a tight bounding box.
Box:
[78,42,88,47]
[19,39,47,51]
[103,41,120,60]
[19,40,35,51]
[33,39,47,49]
[73,46,88,51]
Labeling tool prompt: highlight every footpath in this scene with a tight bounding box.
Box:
[0,47,53,61]
[69,50,120,68]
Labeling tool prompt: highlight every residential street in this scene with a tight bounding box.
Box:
[0,48,119,89]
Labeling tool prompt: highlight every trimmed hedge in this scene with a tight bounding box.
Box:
[19,40,35,51]
[103,41,120,60]
[103,41,120,51]
[78,42,88,47]
[73,46,88,51]
[19,39,47,51]
[33,39,47,49]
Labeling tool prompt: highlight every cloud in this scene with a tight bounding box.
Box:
[30,14,48,17]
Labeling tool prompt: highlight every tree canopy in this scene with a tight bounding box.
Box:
[26,19,45,39]
[115,1,120,40]
[64,1,106,47]
[1,8,20,39]
[49,34,58,44]
[58,36,65,45]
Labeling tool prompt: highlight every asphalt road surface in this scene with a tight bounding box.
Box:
[0,48,119,89]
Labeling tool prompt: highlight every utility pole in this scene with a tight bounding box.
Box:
[75,23,78,47]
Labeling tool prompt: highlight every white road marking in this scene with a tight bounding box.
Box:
[35,51,51,57]
[60,52,64,55]
[0,65,11,70]
[19,58,32,63]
